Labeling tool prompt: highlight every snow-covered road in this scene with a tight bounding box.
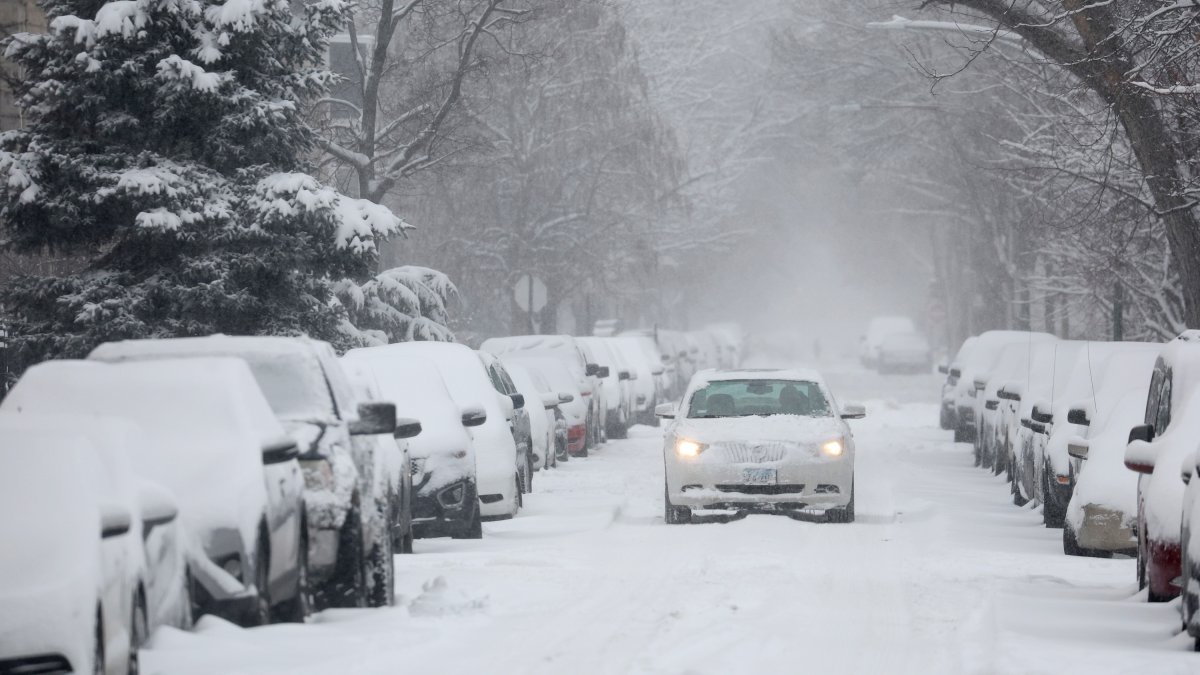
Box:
[144,367,1199,674]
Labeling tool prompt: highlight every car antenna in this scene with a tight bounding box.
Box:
[1086,340,1098,417]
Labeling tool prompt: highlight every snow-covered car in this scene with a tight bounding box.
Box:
[3,358,309,625]
[1062,353,1156,557]
[339,359,423,606]
[705,323,745,369]
[657,369,866,523]
[623,330,678,403]
[507,356,588,457]
[613,335,666,425]
[1007,340,1084,494]
[1124,332,1200,602]
[1034,342,1159,529]
[579,336,633,439]
[504,362,555,472]
[951,330,1056,443]
[90,336,398,610]
[974,342,1033,472]
[0,423,150,675]
[343,351,483,539]
[859,316,916,368]
[481,335,602,449]
[575,338,611,442]
[938,336,977,431]
[875,331,932,374]
[354,342,523,520]
[512,360,573,466]
[479,350,535,493]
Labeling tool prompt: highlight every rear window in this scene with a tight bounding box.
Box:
[687,379,831,419]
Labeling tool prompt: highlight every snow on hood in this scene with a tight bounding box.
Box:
[672,414,844,446]
[1069,389,1146,519]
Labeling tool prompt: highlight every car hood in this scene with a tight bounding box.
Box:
[673,415,844,445]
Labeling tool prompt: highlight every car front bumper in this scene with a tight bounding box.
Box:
[667,458,852,511]
[412,478,478,537]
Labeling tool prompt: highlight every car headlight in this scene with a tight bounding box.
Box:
[675,438,706,458]
[821,439,844,457]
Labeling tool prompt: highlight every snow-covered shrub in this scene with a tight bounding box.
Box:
[0,0,411,371]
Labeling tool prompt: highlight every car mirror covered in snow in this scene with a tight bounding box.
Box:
[461,406,488,427]
[840,403,867,420]
[510,393,525,410]
[394,417,423,440]
[350,401,398,436]
[1067,438,1090,460]
[261,436,300,464]
[137,481,179,530]
[655,403,676,419]
[1125,428,1156,474]
[99,502,132,539]
[1067,407,1091,426]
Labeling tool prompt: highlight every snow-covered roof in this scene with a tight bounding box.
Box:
[90,334,321,361]
[693,367,825,384]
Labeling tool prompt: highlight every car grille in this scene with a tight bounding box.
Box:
[0,655,73,675]
[718,442,790,463]
[715,484,805,495]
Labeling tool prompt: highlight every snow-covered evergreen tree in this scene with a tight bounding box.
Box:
[334,266,458,344]
[0,0,409,369]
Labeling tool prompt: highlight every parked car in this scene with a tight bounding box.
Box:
[0,423,151,675]
[1007,340,1083,493]
[1037,342,1159,529]
[657,369,865,524]
[705,323,745,368]
[1125,331,1200,602]
[479,350,535,493]
[1063,356,1156,557]
[579,336,634,439]
[3,358,310,625]
[353,342,523,520]
[574,338,611,443]
[859,316,917,368]
[875,332,932,374]
[613,335,666,425]
[481,335,603,450]
[974,342,1033,472]
[90,336,400,610]
[939,336,977,431]
[950,330,1056,443]
[509,356,588,458]
[340,359,422,606]
[343,352,483,539]
[504,362,556,472]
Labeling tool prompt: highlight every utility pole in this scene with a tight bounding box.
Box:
[1112,281,1124,341]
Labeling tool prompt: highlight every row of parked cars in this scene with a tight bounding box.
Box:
[939,329,1200,648]
[0,324,744,674]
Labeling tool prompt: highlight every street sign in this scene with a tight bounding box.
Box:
[514,274,547,313]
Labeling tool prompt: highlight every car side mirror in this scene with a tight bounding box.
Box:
[1031,404,1053,424]
[100,503,132,539]
[984,400,998,411]
[586,363,601,376]
[997,388,1020,401]
[558,392,575,404]
[937,364,949,375]
[350,401,398,436]
[461,406,487,427]
[949,367,961,378]
[393,417,422,439]
[510,393,525,410]
[1067,438,1089,460]
[1067,407,1090,426]
[262,436,300,464]
[655,402,675,419]
[974,379,987,392]
[1125,425,1156,474]
[618,370,631,381]
[138,482,179,530]
[596,366,610,378]
[841,402,867,420]
[541,393,559,409]
[498,394,515,420]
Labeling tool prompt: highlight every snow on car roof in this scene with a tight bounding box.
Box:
[480,334,578,353]
[90,334,322,360]
[693,368,826,384]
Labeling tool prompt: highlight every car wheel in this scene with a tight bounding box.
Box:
[93,607,105,675]
[1042,468,1065,528]
[663,483,689,524]
[366,503,395,608]
[452,502,484,539]
[322,506,368,609]
[275,529,312,623]
[828,482,856,523]
[245,535,272,626]
[1011,469,1028,507]
[128,592,147,675]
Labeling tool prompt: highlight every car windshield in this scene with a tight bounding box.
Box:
[687,379,831,419]
[241,352,337,422]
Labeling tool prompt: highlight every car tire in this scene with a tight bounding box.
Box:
[323,506,368,609]
[366,502,395,608]
[828,482,856,524]
[663,483,689,525]
[245,535,272,626]
[128,592,147,675]
[452,502,484,539]
[1042,468,1065,528]
[93,607,105,675]
[274,529,312,623]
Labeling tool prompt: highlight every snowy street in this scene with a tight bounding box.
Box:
[142,366,1197,675]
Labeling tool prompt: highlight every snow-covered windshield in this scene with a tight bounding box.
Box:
[240,352,336,422]
[687,379,831,419]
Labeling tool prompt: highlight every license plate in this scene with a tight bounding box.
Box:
[742,468,777,485]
